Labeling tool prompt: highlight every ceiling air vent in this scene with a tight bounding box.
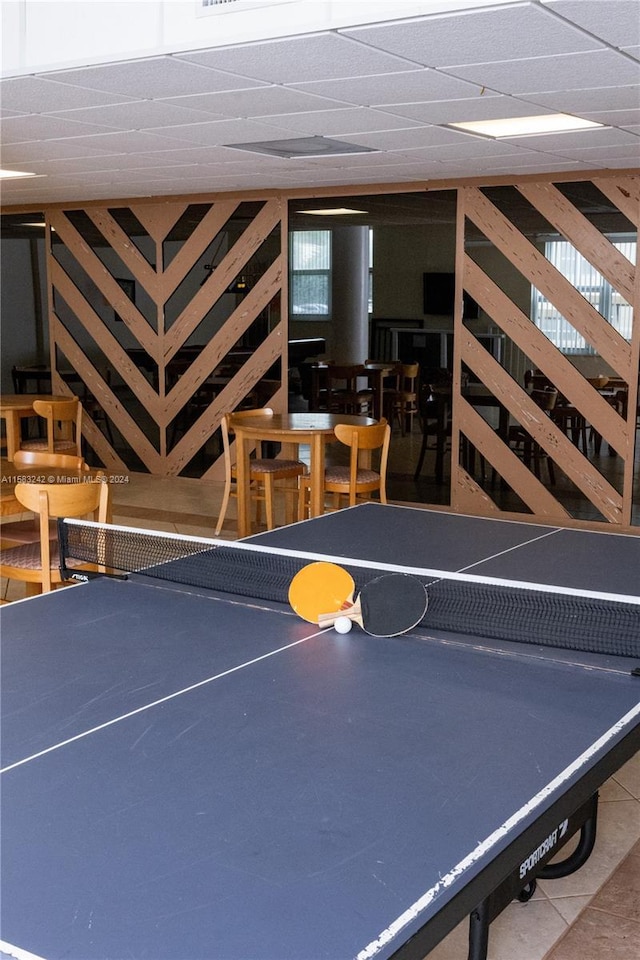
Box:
[225,136,377,159]
[200,0,288,10]
[198,0,300,16]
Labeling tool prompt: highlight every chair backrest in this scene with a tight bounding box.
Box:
[14,478,110,592]
[222,407,274,469]
[530,371,555,392]
[334,419,390,452]
[333,419,391,502]
[397,363,419,391]
[531,388,558,412]
[32,397,82,455]
[327,364,365,389]
[13,450,87,470]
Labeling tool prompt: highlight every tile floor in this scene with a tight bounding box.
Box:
[1,428,639,960]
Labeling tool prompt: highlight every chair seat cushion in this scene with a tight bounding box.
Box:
[252,458,305,474]
[232,459,305,477]
[324,465,380,484]
[0,541,58,570]
[0,541,85,571]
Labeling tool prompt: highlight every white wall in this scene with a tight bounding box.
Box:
[373,222,457,321]
[1,0,509,76]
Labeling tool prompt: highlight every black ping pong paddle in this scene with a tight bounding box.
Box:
[317,573,428,637]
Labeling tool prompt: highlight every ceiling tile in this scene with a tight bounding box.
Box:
[591,155,640,167]
[447,156,594,174]
[143,118,310,146]
[0,140,120,162]
[40,56,267,98]
[516,85,640,114]
[1,113,122,143]
[256,107,424,136]
[132,145,252,165]
[177,33,417,83]
[290,69,490,105]
[338,125,479,151]
[31,129,221,155]
[550,143,640,160]
[47,100,227,128]
[503,127,640,153]
[392,138,533,162]
[444,50,640,96]
[0,75,133,112]
[380,96,555,125]
[543,0,640,48]
[343,4,604,68]
[157,86,350,118]
[568,109,640,128]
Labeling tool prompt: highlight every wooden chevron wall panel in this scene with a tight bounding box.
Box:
[452,178,638,526]
[45,197,285,477]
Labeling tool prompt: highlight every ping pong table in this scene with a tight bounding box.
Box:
[1,503,639,960]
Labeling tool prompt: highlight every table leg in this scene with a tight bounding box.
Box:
[4,412,20,461]
[308,434,325,518]
[235,434,251,538]
[281,441,300,525]
[370,370,383,421]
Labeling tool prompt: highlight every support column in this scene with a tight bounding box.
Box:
[331,226,369,363]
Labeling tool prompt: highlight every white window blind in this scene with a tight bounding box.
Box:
[289,230,331,317]
[532,239,636,353]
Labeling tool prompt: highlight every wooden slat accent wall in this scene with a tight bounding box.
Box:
[46,197,285,477]
[40,174,637,526]
[452,178,638,525]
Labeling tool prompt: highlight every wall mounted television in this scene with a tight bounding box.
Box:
[423,272,479,319]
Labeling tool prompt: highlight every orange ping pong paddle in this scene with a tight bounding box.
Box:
[288,561,356,624]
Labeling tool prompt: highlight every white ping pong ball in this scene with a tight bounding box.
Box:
[334,616,352,634]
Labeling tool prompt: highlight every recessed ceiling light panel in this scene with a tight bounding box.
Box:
[225,136,377,158]
[297,208,368,216]
[0,168,39,180]
[447,114,604,139]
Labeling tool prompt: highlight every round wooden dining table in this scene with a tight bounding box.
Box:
[0,394,70,461]
[229,412,376,538]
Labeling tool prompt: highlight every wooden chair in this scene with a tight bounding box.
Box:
[326,364,374,416]
[215,409,306,536]
[508,388,558,483]
[20,397,83,457]
[387,362,420,434]
[0,477,110,594]
[299,419,390,516]
[13,450,86,469]
[414,382,446,479]
[528,370,587,453]
[1,451,88,547]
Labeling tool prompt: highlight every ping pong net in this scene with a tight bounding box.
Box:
[59,519,639,658]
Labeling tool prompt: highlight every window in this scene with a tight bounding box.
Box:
[289,227,373,317]
[289,230,331,317]
[532,238,636,353]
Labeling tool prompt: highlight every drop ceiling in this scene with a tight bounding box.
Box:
[1,0,639,210]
